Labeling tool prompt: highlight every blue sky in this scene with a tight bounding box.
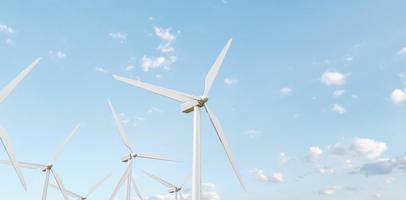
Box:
[1,0,406,199]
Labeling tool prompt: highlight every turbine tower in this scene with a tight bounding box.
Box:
[0,124,80,200]
[112,38,246,200]
[50,174,109,200]
[0,58,41,190]
[143,170,190,200]
[108,100,177,200]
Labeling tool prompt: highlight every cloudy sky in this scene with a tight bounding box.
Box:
[1,0,406,199]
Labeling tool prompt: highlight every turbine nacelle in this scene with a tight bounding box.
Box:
[42,164,53,172]
[181,97,208,113]
[169,187,182,193]
[121,153,138,163]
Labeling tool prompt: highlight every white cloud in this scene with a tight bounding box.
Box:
[158,43,175,53]
[332,104,346,114]
[280,87,292,96]
[279,152,289,163]
[109,32,127,43]
[125,64,135,71]
[318,166,335,174]
[5,38,14,47]
[154,26,176,42]
[224,78,238,86]
[49,50,67,59]
[271,172,285,183]
[333,90,345,97]
[56,51,66,59]
[141,55,177,72]
[321,71,346,86]
[390,89,406,104]
[350,138,387,160]
[319,186,336,195]
[249,169,270,182]
[244,129,262,139]
[95,67,108,73]
[307,146,323,162]
[397,47,406,57]
[249,169,284,183]
[0,24,14,33]
[154,26,177,53]
[344,56,353,62]
[326,143,347,156]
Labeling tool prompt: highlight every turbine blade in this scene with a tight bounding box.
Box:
[0,128,27,190]
[113,75,194,102]
[142,170,177,189]
[0,58,41,103]
[110,160,133,200]
[42,169,50,200]
[107,99,133,152]
[86,174,110,197]
[175,192,178,200]
[52,124,80,164]
[50,183,82,199]
[0,160,46,169]
[131,176,144,200]
[203,38,232,97]
[51,169,69,200]
[137,152,177,162]
[204,104,246,191]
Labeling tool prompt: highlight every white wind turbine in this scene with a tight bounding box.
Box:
[0,124,80,200]
[0,58,41,190]
[50,174,110,200]
[108,100,177,200]
[112,38,246,200]
[143,170,190,200]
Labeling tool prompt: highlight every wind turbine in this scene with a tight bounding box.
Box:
[0,124,80,200]
[143,170,190,200]
[50,174,109,200]
[0,58,41,190]
[108,100,177,200]
[112,38,246,200]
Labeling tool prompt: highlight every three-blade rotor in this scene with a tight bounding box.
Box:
[113,38,246,191]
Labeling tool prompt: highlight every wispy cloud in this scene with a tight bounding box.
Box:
[333,90,345,97]
[321,71,347,86]
[319,186,337,195]
[49,50,67,59]
[307,146,323,163]
[154,26,177,53]
[390,89,406,104]
[95,67,108,74]
[244,129,262,139]
[396,47,406,57]
[249,169,284,183]
[332,104,346,114]
[0,24,14,33]
[109,32,127,43]
[280,87,292,96]
[224,78,238,86]
[141,55,177,72]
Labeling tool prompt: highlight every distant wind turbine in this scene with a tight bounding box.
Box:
[0,124,80,200]
[108,100,177,200]
[50,174,110,200]
[112,38,246,200]
[0,58,41,190]
[143,170,190,200]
